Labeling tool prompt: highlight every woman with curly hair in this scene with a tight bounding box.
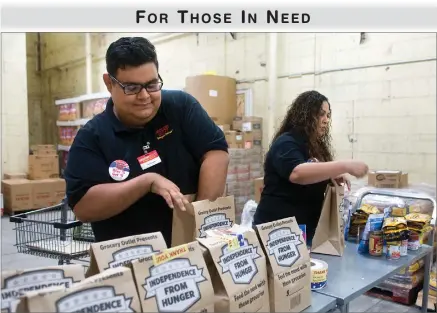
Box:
[253,90,368,245]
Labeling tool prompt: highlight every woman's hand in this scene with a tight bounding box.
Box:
[335,174,351,191]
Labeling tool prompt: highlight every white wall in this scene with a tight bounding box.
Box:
[26,33,437,184]
[1,33,29,177]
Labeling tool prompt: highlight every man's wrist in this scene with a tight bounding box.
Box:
[140,172,158,193]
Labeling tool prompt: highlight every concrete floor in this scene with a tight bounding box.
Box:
[1,216,423,312]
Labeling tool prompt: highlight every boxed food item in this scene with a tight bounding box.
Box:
[86,232,168,277]
[131,241,215,312]
[172,195,236,247]
[28,155,59,180]
[57,103,82,121]
[17,267,141,313]
[197,225,270,312]
[58,126,81,146]
[1,264,84,313]
[1,179,33,213]
[82,98,109,119]
[255,217,311,312]
[185,75,237,125]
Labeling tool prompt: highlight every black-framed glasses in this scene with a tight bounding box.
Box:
[109,74,164,95]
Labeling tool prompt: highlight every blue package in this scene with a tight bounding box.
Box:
[299,224,307,243]
[357,213,384,254]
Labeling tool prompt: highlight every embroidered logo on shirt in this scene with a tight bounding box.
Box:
[156,125,173,140]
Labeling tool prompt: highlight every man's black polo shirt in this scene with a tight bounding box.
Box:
[253,131,329,241]
[64,90,228,246]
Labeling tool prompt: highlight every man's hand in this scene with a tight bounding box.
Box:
[147,173,189,211]
[335,174,351,191]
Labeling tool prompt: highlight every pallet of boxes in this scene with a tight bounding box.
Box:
[1,145,66,215]
[185,74,264,223]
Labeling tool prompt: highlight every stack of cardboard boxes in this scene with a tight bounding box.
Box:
[226,148,263,220]
[185,75,265,220]
[1,145,66,215]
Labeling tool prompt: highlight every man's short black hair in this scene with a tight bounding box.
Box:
[106,37,159,77]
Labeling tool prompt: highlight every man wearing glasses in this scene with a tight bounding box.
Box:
[64,37,229,247]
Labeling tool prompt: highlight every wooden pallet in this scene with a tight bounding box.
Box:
[366,284,422,306]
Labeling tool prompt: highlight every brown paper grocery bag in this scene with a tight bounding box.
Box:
[85,232,168,278]
[17,267,142,313]
[255,217,311,312]
[1,264,85,313]
[197,225,270,312]
[311,182,345,256]
[131,241,215,312]
[171,195,236,247]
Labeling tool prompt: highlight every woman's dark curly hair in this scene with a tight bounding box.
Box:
[272,90,334,162]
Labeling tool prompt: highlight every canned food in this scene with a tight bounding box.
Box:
[400,239,408,256]
[369,231,383,256]
[408,232,420,251]
[386,242,401,260]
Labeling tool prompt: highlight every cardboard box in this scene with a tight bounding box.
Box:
[31,179,66,208]
[185,75,237,125]
[225,130,243,146]
[30,145,57,156]
[368,171,408,188]
[217,124,231,132]
[232,116,263,132]
[255,217,312,312]
[3,173,27,180]
[1,179,33,212]
[254,177,264,203]
[28,155,59,180]
[1,179,65,212]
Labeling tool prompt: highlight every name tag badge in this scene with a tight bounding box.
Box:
[137,150,162,170]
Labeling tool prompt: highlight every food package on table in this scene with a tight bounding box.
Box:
[384,206,408,217]
[357,213,384,254]
[382,217,408,242]
[419,225,434,245]
[407,199,434,216]
[348,204,380,238]
[351,189,407,212]
[405,213,432,233]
